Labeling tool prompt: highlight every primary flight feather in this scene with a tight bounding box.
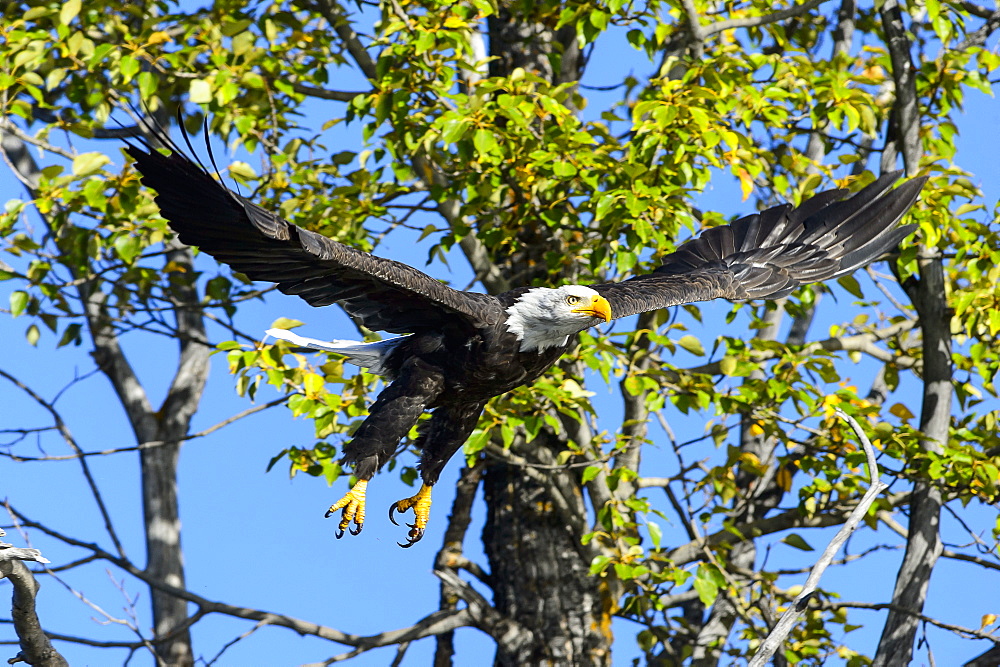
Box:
[125,128,924,547]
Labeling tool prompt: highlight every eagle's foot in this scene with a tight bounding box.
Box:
[388,483,433,548]
[326,479,368,538]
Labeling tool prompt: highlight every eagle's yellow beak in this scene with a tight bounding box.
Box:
[572,294,612,323]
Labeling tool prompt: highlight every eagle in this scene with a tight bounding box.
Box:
[125,130,924,547]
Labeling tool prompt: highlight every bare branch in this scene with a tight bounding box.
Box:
[0,398,288,462]
[0,369,127,558]
[749,409,888,666]
[434,569,535,651]
[955,8,1000,50]
[308,0,377,79]
[826,600,1000,642]
[7,505,475,652]
[0,530,67,667]
[703,0,831,37]
[289,82,369,101]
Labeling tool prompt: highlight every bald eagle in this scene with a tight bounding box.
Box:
[125,131,924,547]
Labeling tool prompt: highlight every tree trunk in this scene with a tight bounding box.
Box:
[874,256,950,666]
[483,438,612,666]
[475,10,614,665]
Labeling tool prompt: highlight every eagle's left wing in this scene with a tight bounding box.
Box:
[592,172,924,320]
[124,133,502,336]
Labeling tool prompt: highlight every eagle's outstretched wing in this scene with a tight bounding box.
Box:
[124,133,501,335]
[592,172,924,320]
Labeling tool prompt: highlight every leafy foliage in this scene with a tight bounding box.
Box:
[2,0,1000,663]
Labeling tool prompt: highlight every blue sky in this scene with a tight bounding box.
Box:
[2,5,999,666]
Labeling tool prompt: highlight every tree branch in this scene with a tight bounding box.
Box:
[0,369,127,559]
[703,0,831,37]
[749,409,888,666]
[308,0,378,79]
[289,82,369,102]
[0,530,67,667]
[6,506,474,652]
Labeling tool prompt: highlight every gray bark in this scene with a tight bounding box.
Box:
[1,125,209,665]
[873,3,950,663]
[483,438,612,666]
[0,534,68,667]
[875,256,950,666]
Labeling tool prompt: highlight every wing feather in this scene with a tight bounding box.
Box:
[125,131,502,335]
[593,172,924,320]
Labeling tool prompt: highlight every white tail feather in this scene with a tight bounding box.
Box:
[264,329,405,375]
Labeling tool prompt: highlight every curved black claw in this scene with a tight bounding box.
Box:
[350,523,363,536]
[388,501,402,526]
[398,524,424,548]
[325,508,336,519]
[334,527,345,539]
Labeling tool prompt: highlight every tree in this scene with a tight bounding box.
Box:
[2,0,999,664]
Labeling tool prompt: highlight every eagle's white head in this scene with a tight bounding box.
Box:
[505,285,613,352]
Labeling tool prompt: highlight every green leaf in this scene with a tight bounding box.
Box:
[677,335,705,356]
[693,570,720,605]
[25,323,40,346]
[647,519,662,549]
[581,464,601,484]
[72,152,110,177]
[59,0,82,25]
[837,274,864,299]
[594,193,616,221]
[781,533,815,552]
[439,116,468,144]
[23,6,51,20]
[718,356,737,376]
[221,19,254,36]
[589,555,613,575]
[265,448,290,472]
[114,235,141,264]
[463,428,491,458]
[57,323,82,347]
[189,79,212,104]
[270,317,304,330]
[473,128,497,155]
[228,161,258,180]
[9,290,28,317]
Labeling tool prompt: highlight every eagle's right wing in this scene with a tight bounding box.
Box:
[592,172,925,320]
[125,132,502,335]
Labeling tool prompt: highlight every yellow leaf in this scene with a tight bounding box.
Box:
[270,317,304,330]
[775,466,792,492]
[443,15,468,28]
[147,31,172,45]
[304,373,324,398]
[736,168,753,201]
[718,356,736,376]
[981,614,997,629]
[889,403,915,421]
[749,423,764,436]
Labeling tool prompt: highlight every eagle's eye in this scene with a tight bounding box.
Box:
[566,295,582,305]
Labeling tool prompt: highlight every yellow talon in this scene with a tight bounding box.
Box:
[388,483,433,548]
[326,479,368,538]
